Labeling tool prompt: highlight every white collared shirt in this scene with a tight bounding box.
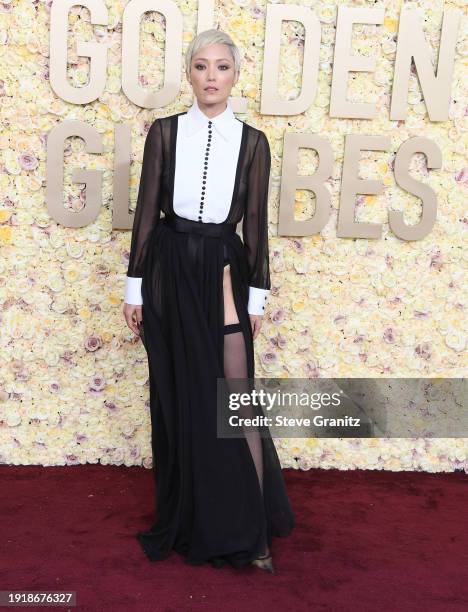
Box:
[125,98,269,316]
[174,97,242,223]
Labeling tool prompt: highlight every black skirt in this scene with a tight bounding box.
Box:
[138,212,295,569]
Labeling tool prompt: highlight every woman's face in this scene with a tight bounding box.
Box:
[188,43,239,107]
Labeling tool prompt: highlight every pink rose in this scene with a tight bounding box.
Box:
[19,153,38,171]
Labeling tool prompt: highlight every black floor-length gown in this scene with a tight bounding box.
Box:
[127,112,295,568]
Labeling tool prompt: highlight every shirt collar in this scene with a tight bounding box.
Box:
[185,97,238,141]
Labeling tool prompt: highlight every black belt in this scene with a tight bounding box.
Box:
[163,213,236,237]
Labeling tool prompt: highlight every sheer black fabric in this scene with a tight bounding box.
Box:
[241,131,271,292]
[128,112,294,569]
[223,326,264,498]
[127,119,163,279]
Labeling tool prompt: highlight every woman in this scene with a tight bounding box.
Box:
[123,29,294,573]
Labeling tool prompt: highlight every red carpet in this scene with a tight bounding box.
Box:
[1,465,467,611]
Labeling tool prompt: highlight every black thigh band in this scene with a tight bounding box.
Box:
[224,323,242,335]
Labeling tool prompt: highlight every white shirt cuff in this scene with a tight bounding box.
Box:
[248,287,269,316]
[125,278,268,312]
[125,276,143,305]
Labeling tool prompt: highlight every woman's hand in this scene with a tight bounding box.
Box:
[123,303,143,337]
[250,314,264,341]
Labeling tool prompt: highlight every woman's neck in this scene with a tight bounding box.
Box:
[196,99,228,119]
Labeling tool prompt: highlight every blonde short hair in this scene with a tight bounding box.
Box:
[185,29,241,80]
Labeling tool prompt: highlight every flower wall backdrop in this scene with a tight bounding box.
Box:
[0,0,466,471]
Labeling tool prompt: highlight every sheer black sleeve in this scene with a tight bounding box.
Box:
[127,119,163,278]
[242,130,272,292]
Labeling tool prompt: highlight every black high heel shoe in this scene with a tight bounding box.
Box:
[251,552,275,574]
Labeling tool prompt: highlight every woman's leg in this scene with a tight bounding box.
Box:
[223,263,270,561]
[222,263,264,494]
